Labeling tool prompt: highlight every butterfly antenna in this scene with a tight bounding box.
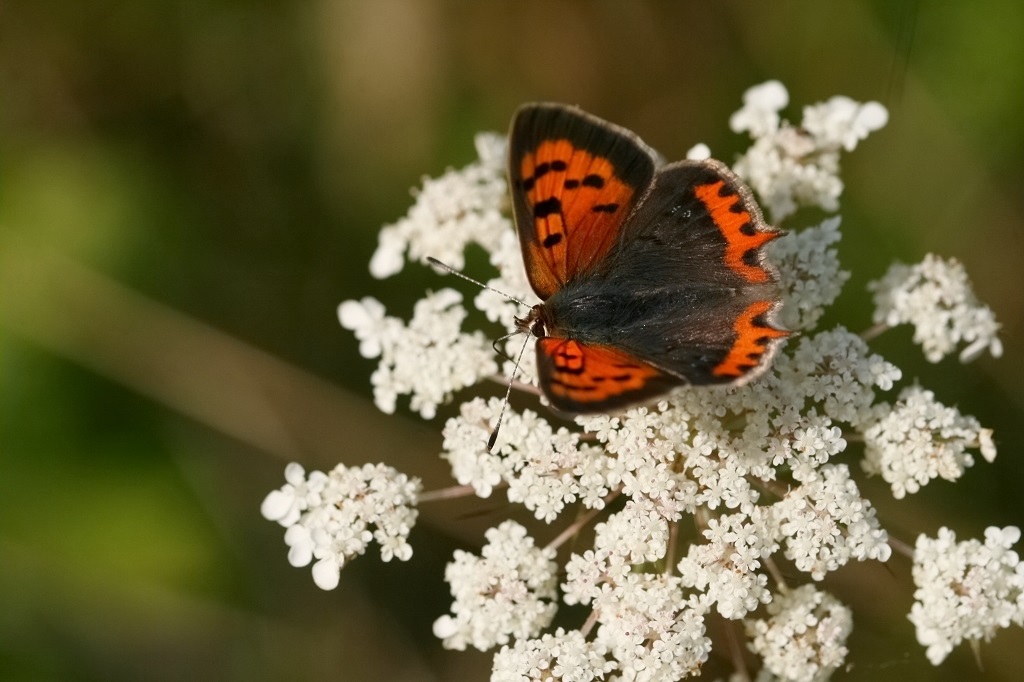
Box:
[487,331,532,451]
[424,257,534,451]
[491,330,522,362]
[425,257,531,309]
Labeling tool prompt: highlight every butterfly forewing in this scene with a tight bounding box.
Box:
[509,104,657,300]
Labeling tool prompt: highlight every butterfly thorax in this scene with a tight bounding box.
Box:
[516,287,648,346]
[539,277,681,347]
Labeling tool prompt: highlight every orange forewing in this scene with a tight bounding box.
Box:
[518,141,637,297]
[694,180,780,284]
[537,338,672,412]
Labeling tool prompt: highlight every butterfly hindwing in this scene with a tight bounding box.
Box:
[509,104,658,300]
[675,160,788,381]
[612,159,782,289]
[535,338,682,413]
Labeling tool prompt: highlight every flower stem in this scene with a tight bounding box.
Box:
[546,489,621,552]
[418,484,481,503]
[860,322,890,341]
[723,617,751,682]
[580,608,600,638]
[664,522,679,575]
[887,535,915,559]
[765,556,789,591]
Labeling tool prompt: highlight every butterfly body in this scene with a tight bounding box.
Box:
[509,104,788,414]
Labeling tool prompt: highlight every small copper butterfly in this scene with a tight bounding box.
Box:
[508,103,788,413]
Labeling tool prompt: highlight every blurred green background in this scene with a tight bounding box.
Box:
[2,1,1023,680]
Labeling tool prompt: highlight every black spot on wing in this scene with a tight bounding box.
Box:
[542,233,563,248]
[549,378,596,391]
[592,203,619,214]
[742,248,759,269]
[534,197,562,219]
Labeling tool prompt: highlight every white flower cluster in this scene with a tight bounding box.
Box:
[745,584,853,681]
[869,253,1003,363]
[769,216,849,331]
[433,521,558,651]
[260,81,1008,679]
[338,290,497,418]
[591,574,712,679]
[676,510,775,619]
[775,464,891,580]
[493,577,712,681]
[909,526,1024,665]
[731,80,888,222]
[261,462,420,590]
[492,628,613,682]
[368,133,509,279]
[442,397,614,517]
[862,386,997,498]
[561,499,682,610]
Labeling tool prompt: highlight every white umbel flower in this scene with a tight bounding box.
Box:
[434,521,558,651]
[338,289,498,418]
[730,79,789,138]
[442,397,615,519]
[746,585,853,682]
[862,386,996,498]
[732,81,887,221]
[677,510,776,619]
[369,133,509,279]
[769,216,849,331]
[909,526,1024,665]
[261,462,420,590]
[491,628,613,682]
[774,464,891,580]
[594,574,712,680]
[869,254,1002,363]
[801,96,889,152]
[306,82,1009,678]
[773,327,902,428]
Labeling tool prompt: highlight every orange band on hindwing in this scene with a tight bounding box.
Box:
[712,300,788,378]
[541,339,663,404]
[694,180,779,283]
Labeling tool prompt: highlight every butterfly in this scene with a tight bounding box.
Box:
[507,103,788,414]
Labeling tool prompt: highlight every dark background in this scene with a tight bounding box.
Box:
[2,2,1022,680]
